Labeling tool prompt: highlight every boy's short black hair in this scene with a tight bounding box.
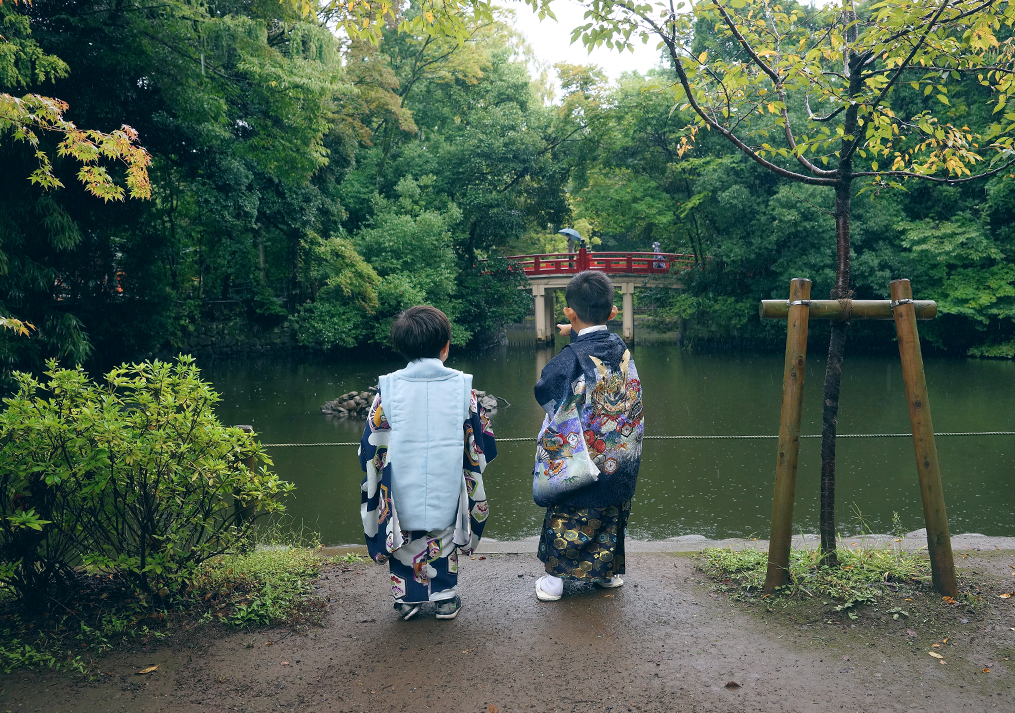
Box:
[565,271,615,324]
[390,305,453,360]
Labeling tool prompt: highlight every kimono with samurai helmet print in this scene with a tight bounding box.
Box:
[360,366,496,603]
[532,329,644,509]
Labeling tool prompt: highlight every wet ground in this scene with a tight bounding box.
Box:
[4,552,1014,713]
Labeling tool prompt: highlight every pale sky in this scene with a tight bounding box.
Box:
[503,0,831,96]
[503,0,664,87]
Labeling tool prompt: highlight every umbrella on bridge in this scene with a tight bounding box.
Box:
[559,228,584,255]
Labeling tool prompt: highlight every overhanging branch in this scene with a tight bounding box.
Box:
[854,156,1015,183]
[842,0,952,165]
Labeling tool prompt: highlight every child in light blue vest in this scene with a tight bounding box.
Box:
[359,306,497,620]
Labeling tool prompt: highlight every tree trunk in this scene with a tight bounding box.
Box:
[818,179,853,565]
[818,29,864,563]
[819,320,846,563]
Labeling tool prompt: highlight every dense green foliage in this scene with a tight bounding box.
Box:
[0,358,291,602]
[0,2,575,373]
[564,36,1015,354]
[2,0,1015,369]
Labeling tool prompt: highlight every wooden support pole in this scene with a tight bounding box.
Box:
[889,279,958,597]
[764,278,811,593]
[534,286,550,344]
[760,299,937,321]
[622,283,635,343]
[544,288,556,344]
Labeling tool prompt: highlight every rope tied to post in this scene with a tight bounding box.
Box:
[836,289,854,322]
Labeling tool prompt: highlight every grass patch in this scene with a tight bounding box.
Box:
[698,544,930,613]
[0,530,331,674]
[331,552,369,564]
[192,546,328,628]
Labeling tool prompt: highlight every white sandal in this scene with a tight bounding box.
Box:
[595,575,624,589]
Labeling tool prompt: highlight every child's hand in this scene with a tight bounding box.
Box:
[557,323,572,336]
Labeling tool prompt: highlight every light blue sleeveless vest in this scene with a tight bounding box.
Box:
[378,358,473,532]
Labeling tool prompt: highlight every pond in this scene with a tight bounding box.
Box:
[200,331,1015,545]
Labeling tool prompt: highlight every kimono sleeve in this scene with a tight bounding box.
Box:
[459,391,496,555]
[533,346,577,418]
[360,394,400,562]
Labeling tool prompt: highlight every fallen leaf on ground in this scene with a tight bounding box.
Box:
[1000,593,1013,599]
[489,705,499,713]
[136,665,159,675]
[942,596,957,604]
[906,629,917,637]
[264,641,272,646]
[725,681,741,689]
[932,644,941,648]
[478,556,486,560]
[929,652,944,659]
[281,661,289,666]
[905,598,913,601]
[943,638,949,643]
[604,594,614,598]
[983,667,991,673]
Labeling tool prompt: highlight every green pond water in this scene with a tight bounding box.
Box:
[199,334,1015,545]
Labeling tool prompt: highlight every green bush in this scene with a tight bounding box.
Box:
[0,357,292,603]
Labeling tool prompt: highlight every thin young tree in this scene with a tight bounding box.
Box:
[547,0,1015,562]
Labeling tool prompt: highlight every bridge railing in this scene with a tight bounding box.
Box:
[503,251,698,276]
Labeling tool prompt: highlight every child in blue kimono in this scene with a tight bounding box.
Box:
[360,306,496,620]
[532,271,644,601]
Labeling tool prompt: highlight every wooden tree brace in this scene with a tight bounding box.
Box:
[759,299,937,321]
[762,279,957,597]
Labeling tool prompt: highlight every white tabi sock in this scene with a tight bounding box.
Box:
[541,575,563,597]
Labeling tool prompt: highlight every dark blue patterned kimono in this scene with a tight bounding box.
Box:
[360,391,496,603]
[532,329,643,581]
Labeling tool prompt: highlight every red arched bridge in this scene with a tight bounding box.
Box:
[504,248,695,277]
[501,247,697,344]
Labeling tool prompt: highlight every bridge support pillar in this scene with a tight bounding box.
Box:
[533,285,555,344]
[621,282,635,343]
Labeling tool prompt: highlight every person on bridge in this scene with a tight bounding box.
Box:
[531,271,644,601]
[359,306,497,621]
[559,227,583,255]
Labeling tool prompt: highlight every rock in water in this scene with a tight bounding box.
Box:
[321,385,503,420]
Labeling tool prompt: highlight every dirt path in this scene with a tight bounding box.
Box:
[3,553,1014,713]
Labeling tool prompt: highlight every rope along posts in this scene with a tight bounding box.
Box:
[259,431,1015,447]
